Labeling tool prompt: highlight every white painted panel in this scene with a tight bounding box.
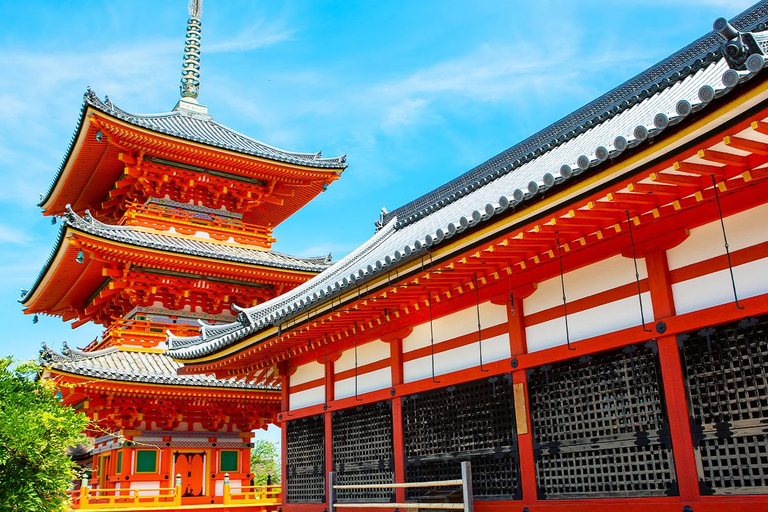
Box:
[289,386,325,410]
[403,334,510,383]
[128,481,161,495]
[526,292,653,353]
[672,257,768,314]
[214,479,241,496]
[524,255,647,315]
[403,301,507,353]
[667,203,768,270]
[133,436,162,443]
[291,361,324,386]
[335,339,389,373]
[334,368,392,399]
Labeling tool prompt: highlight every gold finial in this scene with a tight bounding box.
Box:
[180,0,203,100]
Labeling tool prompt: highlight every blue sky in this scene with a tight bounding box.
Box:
[0,1,755,366]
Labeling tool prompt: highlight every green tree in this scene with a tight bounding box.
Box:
[0,358,88,512]
[250,439,280,486]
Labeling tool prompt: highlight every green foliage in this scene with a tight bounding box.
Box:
[249,439,280,486]
[0,358,88,512]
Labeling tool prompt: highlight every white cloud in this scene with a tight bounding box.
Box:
[208,23,293,53]
[0,223,31,245]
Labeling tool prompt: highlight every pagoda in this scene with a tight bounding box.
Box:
[21,1,346,510]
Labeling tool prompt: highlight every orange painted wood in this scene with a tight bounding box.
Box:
[389,337,405,502]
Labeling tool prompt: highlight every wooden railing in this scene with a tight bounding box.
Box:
[67,484,181,509]
[222,473,282,505]
[68,474,282,510]
[100,318,201,348]
[121,201,275,247]
[329,462,474,511]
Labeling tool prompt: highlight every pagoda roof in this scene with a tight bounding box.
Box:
[40,342,275,390]
[39,89,347,211]
[168,4,768,362]
[20,208,331,309]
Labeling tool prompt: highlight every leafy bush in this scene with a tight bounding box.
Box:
[0,358,88,512]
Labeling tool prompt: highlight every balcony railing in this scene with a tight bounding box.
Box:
[90,319,201,350]
[68,474,281,510]
[121,201,275,248]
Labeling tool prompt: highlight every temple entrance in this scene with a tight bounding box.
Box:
[173,451,207,498]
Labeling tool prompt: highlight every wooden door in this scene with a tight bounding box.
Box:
[173,451,206,497]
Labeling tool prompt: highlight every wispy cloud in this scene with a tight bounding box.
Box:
[0,223,31,245]
[208,22,293,53]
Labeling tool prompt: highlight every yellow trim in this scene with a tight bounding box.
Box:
[118,346,164,354]
[180,74,768,364]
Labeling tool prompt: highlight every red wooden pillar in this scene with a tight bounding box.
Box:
[383,327,410,503]
[495,285,537,503]
[646,249,700,503]
[279,362,289,506]
[324,356,334,506]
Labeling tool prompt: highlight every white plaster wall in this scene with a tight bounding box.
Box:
[403,333,510,383]
[673,257,768,314]
[214,479,241,496]
[289,386,325,410]
[403,301,507,353]
[335,367,392,399]
[290,361,325,386]
[667,203,768,270]
[524,254,648,315]
[525,292,653,352]
[335,339,389,373]
[128,481,161,495]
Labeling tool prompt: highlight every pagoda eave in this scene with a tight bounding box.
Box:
[41,106,344,228]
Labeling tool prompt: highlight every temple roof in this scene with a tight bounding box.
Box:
[168,5,768,360]
[40,342,275,390]
[38,89,347,210]
[20,208,331,306]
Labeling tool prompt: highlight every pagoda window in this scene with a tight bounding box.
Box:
[116,451,122,474]
[219,450,239,472]
[136,450,158,473]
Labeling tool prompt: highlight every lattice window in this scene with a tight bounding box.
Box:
[528,342,677,499]
[332,402,394,502]
[286,415,325,503]
[402,375,521,500]
[680,316,768,494]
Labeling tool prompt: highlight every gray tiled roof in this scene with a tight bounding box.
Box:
[38,89,347,208]
[40,342,276,390]
[168,6,768,360]
[19,208,331,305]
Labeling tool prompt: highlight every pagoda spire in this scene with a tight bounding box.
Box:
[180,0,202,100]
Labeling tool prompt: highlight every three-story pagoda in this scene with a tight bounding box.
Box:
[21,1,346,510]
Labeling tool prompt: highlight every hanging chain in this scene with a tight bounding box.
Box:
[474,272,489,372]
[626,211,653,332]
[711,175,744,309]
[556,237,576,350]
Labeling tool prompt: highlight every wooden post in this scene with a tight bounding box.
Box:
[280,362,289,507]
[388,334,406,503]
[328,470,337,512]
[325,355,335,508]
[174,473,182,506]
[646,249,700,503]
[495,286,537,503]
[460,461,473,512]
[223,472,231,505]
